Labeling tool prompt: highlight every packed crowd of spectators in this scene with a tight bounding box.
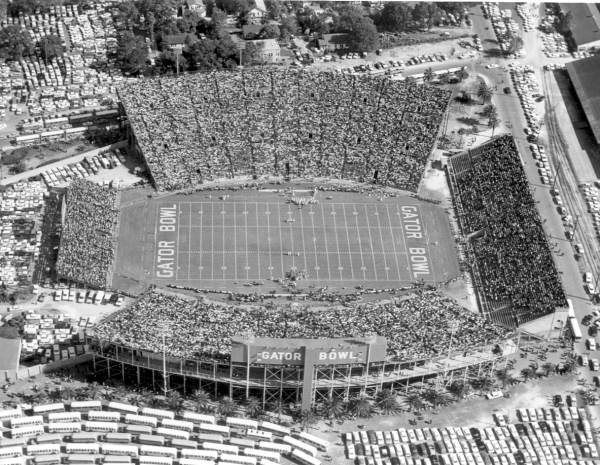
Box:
[119,69,451,192]
[448,135,567,326]
[94,289,509,362]
[56,179,119,288]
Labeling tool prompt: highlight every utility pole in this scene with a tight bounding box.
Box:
[552,160,561,192]
[572,214,580,239]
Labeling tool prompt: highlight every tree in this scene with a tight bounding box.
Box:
[210,8,228,34]
[375,3,412,33]
[495,368,516,388]
[245,397,262,419]
[558,10,573,35]
[0,25,34,60]
[448,380,470,399]
[243,41,266,65]
[279,15,298,40]
[481,104,496,118]
[116,30,149,75]
[259,23,280,39]
[425,3,441,30]
[345,15,379,53]
[7,0,46,15]
[488,111,500,137]
[296,10,329,35]
[349,395,373,418]
[423,67,434,82]
[376,389,401,415]
[404,392,424,412]
[412,2,429,29]
[176,10,202,34]
[457,66,469,82]
[218,397,236,417]
[264,0,282,20]
[166,391,183,414]
[507,35,524,55]
[470,375,494,392]
[136,0,179,34]
[541,362,556,376]
[320,397,345,422]
[477,81,492,104]
[192,389,214,413]
[216,0,252,15]
[116,1,140,32]
[184,35,238,70]
[520,367,536,381]
[422,386,453,408]
[299,409,317,431]
[156,49,188,74]
[39,34,64,61]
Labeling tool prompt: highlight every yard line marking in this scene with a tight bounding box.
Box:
[342,204,355,280]
[211,202,215,280]
[266,202,274,279]
[320,202,332,281]
[255,202,262,280]
[187,202,192,280]
[420,207,435,282]
[298,206,308,275]
[152,202,159,279]
[363,204,378,280]
[309,204,319,280]
[244,201,249,280]
[353,203,367,281]
[222,202,226,280]
[277,202,286,277]
[396,203,413,281]
[175,202,181,280]
[331,204,343,280]
[287,208,295,271]
[385,204,402,282]
[233,203,237,281]
[198,202,203,279]
[374,205,390,281]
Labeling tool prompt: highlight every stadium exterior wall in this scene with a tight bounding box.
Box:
[89,336,516,410]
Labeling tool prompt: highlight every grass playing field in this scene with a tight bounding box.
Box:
[112,188,460,294]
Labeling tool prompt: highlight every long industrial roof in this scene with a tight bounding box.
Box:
[560,3,600,48]
[566,54,600,145]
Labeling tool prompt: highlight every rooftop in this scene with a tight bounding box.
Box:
[566,53,600,145]
[560,3,600,48]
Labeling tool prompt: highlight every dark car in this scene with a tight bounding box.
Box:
[503,86,512,94]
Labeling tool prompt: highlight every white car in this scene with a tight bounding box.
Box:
[575,243,585,254]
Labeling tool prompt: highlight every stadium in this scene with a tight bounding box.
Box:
[53,69,563,410]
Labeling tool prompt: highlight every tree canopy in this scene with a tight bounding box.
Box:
[116,30,149,75]
[0,25,34,60]
[39,34,64,61]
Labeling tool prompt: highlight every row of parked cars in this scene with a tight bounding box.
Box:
[41,149,125,188]
[511,65,543,142]
[52,286,124,306]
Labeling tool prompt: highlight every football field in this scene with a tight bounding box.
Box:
[112,189,460,293]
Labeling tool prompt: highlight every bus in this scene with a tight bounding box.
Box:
[258,422,289,436]
[70,401,102,412]
[140,408,174,421]
[48,412,81,423]
[181,412,215,425]
[297,432,328,451]
[0,447,23,459]
[88,411,120,423]
[84,421,119,433]
[138,457,172,465]
[11,416,43,429]
[155,428,189,441]
[139,446,177,458]
[11,425,45,439]
[65,455,97,464]
[568,299,582,341]
[33,404,65,416]
[198,424,229,436]
[282,437,317,458]
[242,449,280,463]
[124,414,157,428]
[257,443,291,455]
[178,460,215,465]
[201,443,238,455]
[179,450,217,461]
[291,450,321,465]
[219,454,255,465]
[65,443,100,455]
[26,445,60,456]
[160,419,193,433]
[107,402,138,415]
[100,444,139,457]
[225,418,258,429]
[47,422,82,433]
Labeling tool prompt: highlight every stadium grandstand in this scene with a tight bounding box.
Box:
[566,54,600,145]
[90,289,514,409]
[0,402,330,465]
[118,69,451,192]
[446,135,567,328]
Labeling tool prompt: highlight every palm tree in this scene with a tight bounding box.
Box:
[457,66,468,82]
[448,380,470,399]
[299,409,317,432]
[376,389,401,415]
[320,397,345,422]
[477,81,492,104]
[167,391,183,414]
[218,397,236,417]
[349,395,373,418]
[520,367,536,381]
[470,376,494,392]
[245,397,262,419]
[489,112,500,136]
[423,67,434,83]
[495,368,516,388]
[192,389,214,413]
[405,392,425,412]
[422,387,453,408]
[148,395,165,408]
[46,388,62,403]
[541,362,556,376]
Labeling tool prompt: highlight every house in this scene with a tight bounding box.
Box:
[247,7,266,24]
[243,39,281,63]
[185,0,206,16]
[559,3,600,51]
[162,33,196,50]
[315,33,350,53]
